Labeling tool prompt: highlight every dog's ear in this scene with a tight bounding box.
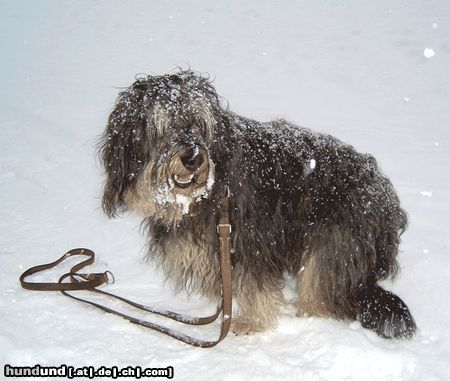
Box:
[99,80,150,217]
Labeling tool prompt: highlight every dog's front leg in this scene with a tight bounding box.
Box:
[232,276,284,335]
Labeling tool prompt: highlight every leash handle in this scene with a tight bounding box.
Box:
[20,248,110,291]
[19,197,233,348]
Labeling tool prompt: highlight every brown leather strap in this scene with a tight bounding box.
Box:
[216,195,233,342]
[19,196,233,348]
[20,248,110,291]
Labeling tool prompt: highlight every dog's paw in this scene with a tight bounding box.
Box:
[357,283,416,339]
[231,317,267,336]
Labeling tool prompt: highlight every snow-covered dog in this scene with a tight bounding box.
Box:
[99,70,416,339]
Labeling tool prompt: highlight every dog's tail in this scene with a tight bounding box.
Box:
[356,281,416,339]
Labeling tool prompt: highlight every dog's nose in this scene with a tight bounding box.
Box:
[180,146,205,172]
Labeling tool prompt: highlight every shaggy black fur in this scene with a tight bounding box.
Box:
[100,70,416,339]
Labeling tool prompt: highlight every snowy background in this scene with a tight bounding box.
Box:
[1,0,450,380]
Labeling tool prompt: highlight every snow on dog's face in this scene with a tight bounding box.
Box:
[99,71,221,225]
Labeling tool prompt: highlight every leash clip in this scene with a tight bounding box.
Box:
[104,270,115,284]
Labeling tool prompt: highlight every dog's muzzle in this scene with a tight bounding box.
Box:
[172,144,209,189]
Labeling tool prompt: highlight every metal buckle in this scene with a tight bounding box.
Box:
[217,224,232,234]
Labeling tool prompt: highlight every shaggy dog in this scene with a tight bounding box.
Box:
[100,70,416,339]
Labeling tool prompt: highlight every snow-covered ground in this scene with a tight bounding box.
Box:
[1,1,449,380]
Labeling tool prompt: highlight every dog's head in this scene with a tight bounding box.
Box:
[99,70,226,225]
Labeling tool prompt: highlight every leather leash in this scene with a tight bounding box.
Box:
[19,196,232,348]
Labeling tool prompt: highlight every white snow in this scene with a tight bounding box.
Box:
[175,194,191,216]
[1,1,450,380]
[423,48,436,58]
[155,180,176,206]
[205,158,216,192]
